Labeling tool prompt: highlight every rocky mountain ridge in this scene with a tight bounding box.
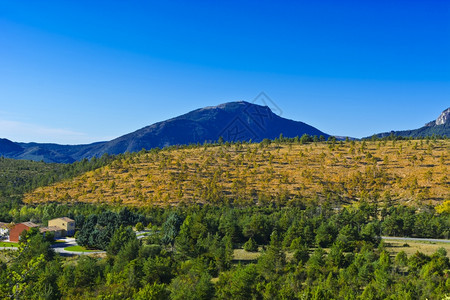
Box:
[426,107,450,127]
[0,101,329,163]
[373,107,450,139]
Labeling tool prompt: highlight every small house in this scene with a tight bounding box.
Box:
[48,217,75,236]
[9,222,39,242]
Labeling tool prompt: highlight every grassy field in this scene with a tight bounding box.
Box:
[52,240,66,244]
[0,241,18,247]
[24,140,449,207]
[383,239,450,258]
[64,245,101,252]
[233,248,261,262]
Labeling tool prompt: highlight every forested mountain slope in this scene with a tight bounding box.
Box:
[372,107,450,138]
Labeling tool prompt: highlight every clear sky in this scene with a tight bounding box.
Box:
[0,0,449,144]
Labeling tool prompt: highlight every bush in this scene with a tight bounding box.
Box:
[243,238,258,252]
[135,222,144,231]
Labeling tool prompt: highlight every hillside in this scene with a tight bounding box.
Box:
[24,139,449,207]
[0,101,329,163]
[0,155,115,201]
[373,107,450,138]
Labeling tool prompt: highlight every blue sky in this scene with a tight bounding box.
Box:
[0,0,449,144]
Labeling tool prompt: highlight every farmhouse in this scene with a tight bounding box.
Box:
[5,217,76,241]
[9,222,39,242]
[48,217,75,236]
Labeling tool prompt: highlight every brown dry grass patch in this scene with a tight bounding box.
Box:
[24,140,449,207]
[384,239,450,258]
[233,248,261,261]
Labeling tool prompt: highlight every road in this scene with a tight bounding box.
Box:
[51,237,105,256]
[381,236,450,243]
[0,246,18,251]
[135,230,156,239]
[0,238,105,256]
[1,230,149,254]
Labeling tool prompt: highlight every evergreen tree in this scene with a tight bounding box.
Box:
[243,237,258,252]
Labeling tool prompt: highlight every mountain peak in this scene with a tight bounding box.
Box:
[0,101,329,162]
[196,101,270,114]
[201,101,249,110]
[426,107,450,127]
[435,107,450,126]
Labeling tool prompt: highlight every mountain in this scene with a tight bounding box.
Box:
[371,107,450,139]
[79,101,329,157]
[0,101,329,163]
[14,143,100,164]
[0,138,23,155]
[426,107,450,127]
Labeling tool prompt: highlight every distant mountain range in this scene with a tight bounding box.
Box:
[2,103,448,163]
[371,107,450,139]
[0,101,329,163]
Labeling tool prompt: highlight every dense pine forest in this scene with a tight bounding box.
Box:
[1,203,449,299]
[0,137,449,299]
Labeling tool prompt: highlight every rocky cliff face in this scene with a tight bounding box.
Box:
[435,108,450,125]
[426,107,450,126]
[372,106,450,139]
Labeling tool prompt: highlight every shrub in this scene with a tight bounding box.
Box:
[135,222,144,231]
[243,237,258,252]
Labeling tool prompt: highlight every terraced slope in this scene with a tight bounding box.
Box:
[24,140,449,207]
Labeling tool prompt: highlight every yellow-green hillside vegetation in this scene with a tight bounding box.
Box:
[24,139,449,207]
